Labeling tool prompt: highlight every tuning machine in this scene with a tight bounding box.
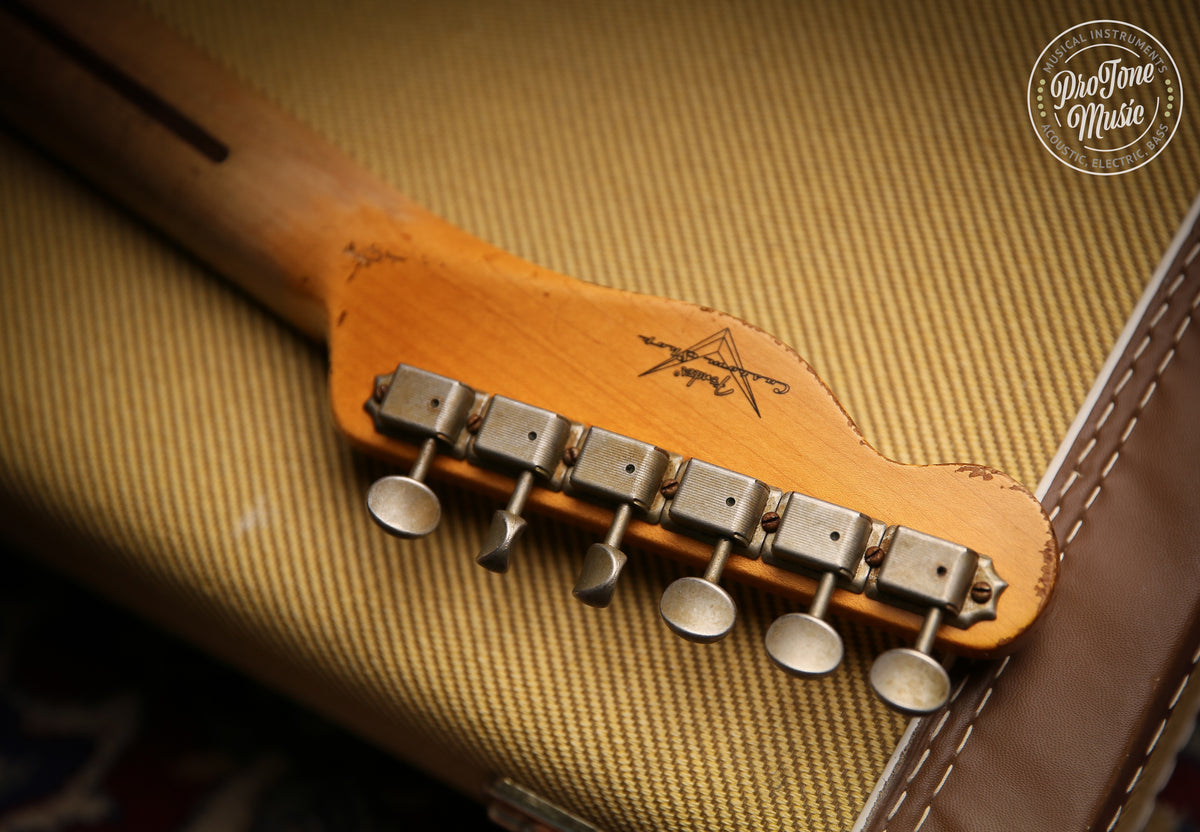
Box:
[566,428,672,607]
[761,494,877,677]
[364,365,477,538]
[469,396,574,573]
[659,460,771,643]
[867,527,981,715]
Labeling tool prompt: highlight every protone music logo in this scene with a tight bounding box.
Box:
[1028,20,1181,175]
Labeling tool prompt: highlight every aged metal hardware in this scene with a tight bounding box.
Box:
[363,365,478,538]
[470,396,574,573]
[486,778,601,832]
[762,493,879,677]
[361,364,1010,713]
[764,492,878,590]
[867,527,979,715]
[658,459,770,643]
[568,428,671,607]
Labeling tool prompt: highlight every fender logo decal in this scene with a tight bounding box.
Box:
[638,329,790,417]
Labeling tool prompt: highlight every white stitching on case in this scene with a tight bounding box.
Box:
[1138,380,1159,409]
[1112,368,1134,396]
[907,749,931,784]
[929,711,950,741]
[1100,450,1120,479]
[1120,417,1139,444]
[953,725,973,755]
[1126,765,1144,793]
[1077,436,1099,463]
[974,688,993,717]
[932,765,953,797]
[1065,519,1083,544]
[899,279,1200,832]
[1157,347,1177,376]
[1132,333,1151,361]
[1149,303,1168,328]
[1170,677,1188,709]
[1175,316,1193,342]
[1057,470,1079,499]
[1146,718,1167,756]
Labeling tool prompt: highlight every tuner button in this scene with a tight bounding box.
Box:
[765,614,843,677]
[660,538,737,643]
[869,607,951,715]
[573,542,627,608]
[660,576,736,643]
[476,470,535,573]
[366,437,442,539]
[573,502,634,608]
[476,506,528,574]
[764,571,844,677]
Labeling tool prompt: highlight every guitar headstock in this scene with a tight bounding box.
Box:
[1,0,1054,715]
[327,206,1058,715]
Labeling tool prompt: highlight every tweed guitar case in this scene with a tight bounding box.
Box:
[1,0,1198,829]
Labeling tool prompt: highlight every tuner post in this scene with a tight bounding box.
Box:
[761,493,876,677]
[367,437,442,538]
[867,527,978,714]
[567,428,671,608]
[470,396,574,574]
[657,459,769,644]
[363,365,477,539]
[573,502,632,607]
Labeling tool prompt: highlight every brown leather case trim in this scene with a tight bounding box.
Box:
[857,194,1200,832]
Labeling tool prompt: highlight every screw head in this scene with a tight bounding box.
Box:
[864,546,885,568]
[970,581,993,604]
[760,511,781,533]
[466,413,484,434]
[373,381,390,403]
[562,446,579,466]
[660,479,680,499]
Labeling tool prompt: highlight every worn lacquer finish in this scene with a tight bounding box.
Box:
[0,0,1057,657]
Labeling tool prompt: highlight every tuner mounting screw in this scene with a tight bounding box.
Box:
[970,581,993,604]
[660,479,680,499]
[373,381,390,403]
[562,446,579,466]
[760,511,781,533]
[466,413,484,434]
[865,546,885,568]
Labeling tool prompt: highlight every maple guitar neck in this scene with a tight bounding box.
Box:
[0,0,1059,704]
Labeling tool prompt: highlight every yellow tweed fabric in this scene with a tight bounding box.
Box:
[1,0,1198,830]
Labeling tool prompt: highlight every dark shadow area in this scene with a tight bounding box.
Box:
[0,545,491,831]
